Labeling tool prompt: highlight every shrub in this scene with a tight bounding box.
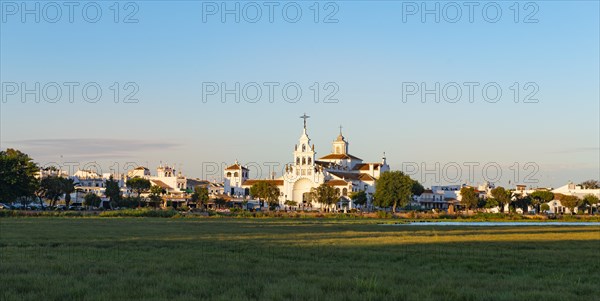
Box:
[99,209,178,218]
[376,211,392,219]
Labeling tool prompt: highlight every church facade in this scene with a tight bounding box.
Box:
[224,114,389,209]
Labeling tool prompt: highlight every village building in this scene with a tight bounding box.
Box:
[224,114,390,210]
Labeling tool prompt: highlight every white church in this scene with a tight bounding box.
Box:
[224,114,390,209]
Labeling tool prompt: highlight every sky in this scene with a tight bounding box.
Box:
[1,0,599,188]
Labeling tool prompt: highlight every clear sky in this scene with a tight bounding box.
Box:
[1,0,598,188]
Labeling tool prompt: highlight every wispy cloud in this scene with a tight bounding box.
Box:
[548,147,600,155]
[3,138,180,159]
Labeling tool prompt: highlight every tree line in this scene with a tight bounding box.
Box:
[1,148,598,213]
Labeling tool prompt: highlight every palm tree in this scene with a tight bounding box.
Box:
[62,178,76,208]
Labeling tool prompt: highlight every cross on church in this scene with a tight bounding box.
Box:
[300,113,310,129]
[339,125,343,135]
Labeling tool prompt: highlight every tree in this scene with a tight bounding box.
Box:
[214,197,227,209]
[116,196,138,209]
[284,200,297,208]
[459,187,478,211]
[250,181,280,209]
[529,191,554,214]
[490,187,511,213]
[0,149,39,203]
[40,176,65,207]
[126,177,151,208]
[580,194,599,215]
[540,203,550,213]
[411,181,425,197]
[485,198,499,209]
[350,190,367,208]
[83,193,101,208]
[559,195,580,214]
[310,183,339,211]
[61,178,76,208]
[513,195,531,213]
[149,185,166,208]
[191,186,209,210]
[310,184,338,212]
[373,171,414,212]
[105,176,122,208]
[579,180,600,189]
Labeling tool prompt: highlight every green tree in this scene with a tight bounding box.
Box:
[214,197,227,209]
[529,191,554,214]
[559,195,580,214]
[490,187,511,213]
[84,193,102,208]
[459,187,478,211]
[350,190,367,208]
[411,181,425,197]
[149,185,166,208]
[373,171,414,212]
[104,176,122,208]
[40,176,65,207]
[117,196,138,209]
[61,178,76,208]
[126,177,151,208]
[284,200,297,208]
[485,197,499,209]
[540,203,550,213]
[580,194,599,215]
[0,149,39,204]
[191,186,209,210]
[310,184,338,212]
[250,181,280,209]
[513,195,532,213]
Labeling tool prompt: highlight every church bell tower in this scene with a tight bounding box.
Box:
[292,113,316,177]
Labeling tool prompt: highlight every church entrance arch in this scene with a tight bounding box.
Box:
[293,178,314,205]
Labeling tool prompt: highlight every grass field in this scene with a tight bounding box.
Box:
[0,218,599,301]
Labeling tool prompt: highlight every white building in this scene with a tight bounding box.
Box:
[127,167,151,178]
[226,114,390,210]
[223,161,250,197]
[546,182,600,214]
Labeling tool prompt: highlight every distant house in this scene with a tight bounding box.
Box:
[545,182,600,214]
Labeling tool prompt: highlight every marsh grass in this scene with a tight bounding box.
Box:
[0,218,598,300]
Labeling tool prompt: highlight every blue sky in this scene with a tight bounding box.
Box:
[1,1,598,188]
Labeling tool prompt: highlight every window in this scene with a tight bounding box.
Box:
[308,158,312,165]
[302,157,306,165]
[234,172,239,177]
[296,157,300,165]
[226,172,231,177]
[302,144,306,151]
[342,188,347,196]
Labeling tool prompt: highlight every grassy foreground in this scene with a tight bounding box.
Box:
[0,218,599,301]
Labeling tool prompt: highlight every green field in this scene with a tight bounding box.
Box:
[0,218,598,301]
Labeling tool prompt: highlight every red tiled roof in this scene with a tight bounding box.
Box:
[359,173,376,182]
[326,179,350,186]
[319,153,362,161]
[150,179,171,189]
[225,164,249,171]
